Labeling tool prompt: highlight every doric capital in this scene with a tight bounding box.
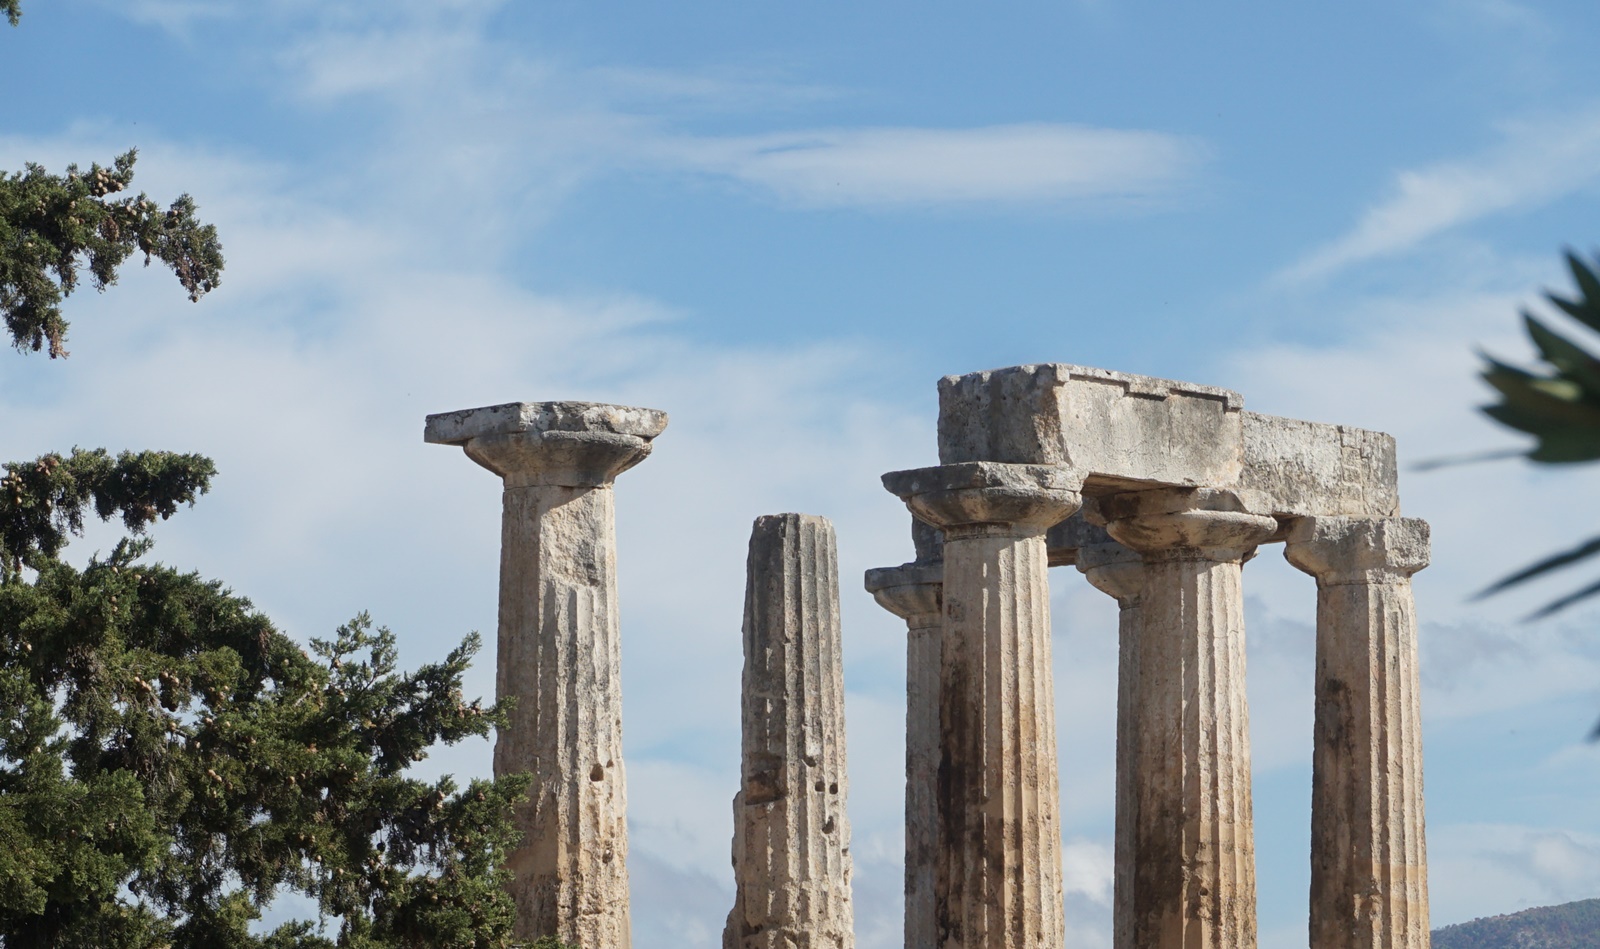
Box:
[425,401,668,488]
[1284,516,1430,585]
[1075,542,1145,604]
[1101,487,1278,562]
[865,561,943,627]
[881,462,1082,539]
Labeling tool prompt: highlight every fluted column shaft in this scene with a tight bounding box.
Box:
[866,559,944,949]
[426,400,667,947]
[726,514,854,949]
[1285,517,1431,949]
[1104,488,1278,949]
[884,462,1081,949]
[1076,543,1146,949]
[495,481,630,945]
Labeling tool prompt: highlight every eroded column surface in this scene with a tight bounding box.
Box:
[1284,517,1431,949]
[1075,542,1146,949]
[425,401,667,948]
[883,462,1080,949]
[864,517,944,949]
[1102,488,1278,949]
[726,514,854,949]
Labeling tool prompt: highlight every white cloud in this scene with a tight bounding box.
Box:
[0,118,942,946]
[655,124,1209,209]
[1063,839,1114,905]
[1430,824,1600,925]
[1276,106,1600,284]
[260,13,1209,215]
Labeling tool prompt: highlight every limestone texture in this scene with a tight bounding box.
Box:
[726,514,855,949]
[914,361,1432,949]
[885,462,1080,949]
[932,365,1399,520]
[427,400,666,947]
[936,364,1244,490]
[865,548,943,949]
[1237,412,1399,520]
[1103,488,1277,949]
[1285,517,1431,949]
[1076,542,1146,949]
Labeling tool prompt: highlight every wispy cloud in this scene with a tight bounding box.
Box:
[655,123,1208,209]
[1277,106,1600,284]
[268,14,1208,216]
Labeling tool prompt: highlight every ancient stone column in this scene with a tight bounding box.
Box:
[1284,517,1431,949]
[1101,487,1278,949]
[1075,541,1146,949]
[883,461,1081,949]
[725,513,854,949]
[864,518,944,949]
[424,400,668,948]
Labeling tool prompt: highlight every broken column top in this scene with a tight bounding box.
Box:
[424,400,669,446]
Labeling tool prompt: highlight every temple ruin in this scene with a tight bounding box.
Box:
[428,361,1433,949]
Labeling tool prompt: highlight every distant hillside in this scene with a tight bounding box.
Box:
[1434,898,1600,949]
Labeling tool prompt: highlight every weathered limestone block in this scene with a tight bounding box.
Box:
[1102,487,1277,949]
[935,364,1400,521]
[1284,517,1431,949]
[1237,412,1399,521]
[1075,542,1146,949]
[425,400,668,948]
[726,514,855,949]
[936,364,1244,491]
[865,540,943,949]
[883,461,1080,949]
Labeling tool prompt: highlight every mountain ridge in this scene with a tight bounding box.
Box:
[1433,898,1600,949]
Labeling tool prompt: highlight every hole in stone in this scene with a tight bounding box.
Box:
[829,782,839,795]
[589,763,605,781]
[814,780,826,792]
[822,816,836,834]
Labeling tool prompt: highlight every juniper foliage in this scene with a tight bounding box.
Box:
[2,10,531,945]
[0,451,532,947]
[0,149,225,358]
[4,0,222,358]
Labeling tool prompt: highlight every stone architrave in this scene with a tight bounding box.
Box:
[725,513,855,949]
[1102,488,1278,949]
[424,400,668,948]
[1284,517,1431,949]
[864,523,943,949]
[883,461,1081,949]
[1075,541,1146,949]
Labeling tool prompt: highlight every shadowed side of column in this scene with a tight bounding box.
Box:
[1104,488,1276,949]
[884,461,1080,949]
[866,525,943,949]
[1077,542,1146,949]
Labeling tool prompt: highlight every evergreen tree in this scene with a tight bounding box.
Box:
[2,2,223,359]
[2,4,542,946]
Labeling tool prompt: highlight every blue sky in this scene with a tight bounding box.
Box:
[9,1,1600,946]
